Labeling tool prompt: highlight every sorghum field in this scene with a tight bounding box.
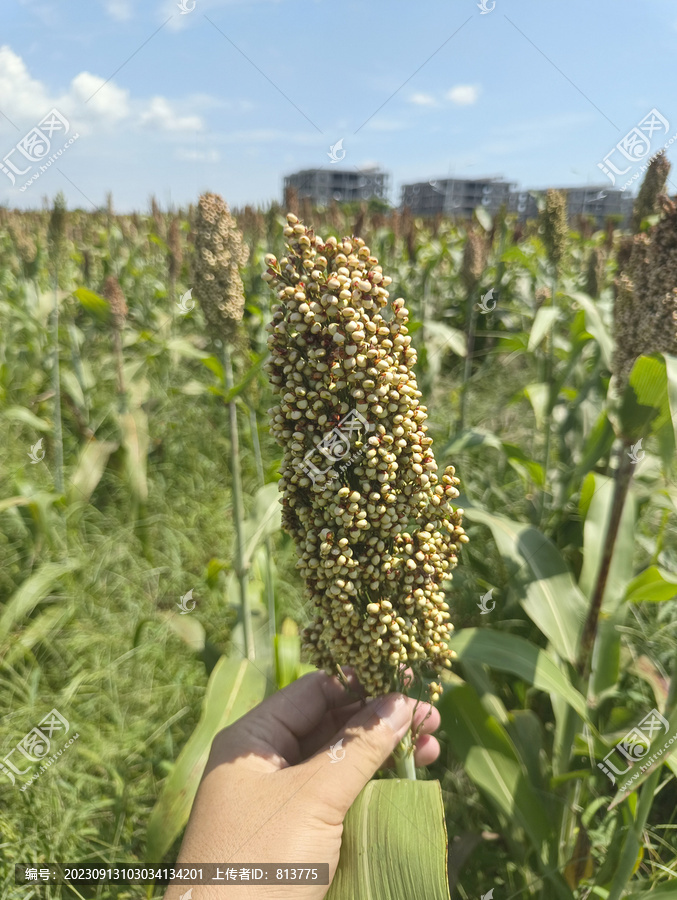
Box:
[2,168,677,899]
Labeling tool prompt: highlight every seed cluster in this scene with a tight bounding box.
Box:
[541,188,568,272]
[192,193,249,343]
[614,196,677,383]
[264,213,467,699]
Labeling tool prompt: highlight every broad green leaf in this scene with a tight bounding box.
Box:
[0,561,79,650]
[274,633,302,690]
[3,406,51,432]
[326,780,451,900]
[242,483,282,570]
[616,354,674,464]
[162,610,206,653]
[441,428,503,456]
[224,353,267,402]
[438,684,561,878]
[474,206,493,232]
[666,354,677,454]
[73,287,111,321]
[67,439,118,505]
[524,383,550,430]
[624,885,677,900]
[502,442,545,487]
[119,409,149,503]
[146,656,267,862]
[464,506,587,663]
[166,337,210,360]
[579,472,636,611]
[607,702,677,809]
[528,307,559,351]
[423,321,467,359]
[450,629,589,721]
[625,566,677,604]
[5,606,70,666]
[568,292,613,369]
[0,497,31,514]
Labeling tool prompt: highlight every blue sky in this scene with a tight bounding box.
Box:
[2,0,677,211]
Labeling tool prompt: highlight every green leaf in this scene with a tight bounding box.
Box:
[528,307,559,351]
[568,292,613,369]
[579,472,636,610]
[524,383,550,430]
[223,353,267,403]
[607,702,677,809]
[0,561,79,650]
[3,406,51,432]
[119,409,149,503]
[274,633,302,690]
[625,566,677,604]
[146,656,267,862]
[616,354,674,464]
[464,506,587,663]
[67,439,118,505]
[325,780,451,900]
[73,287,111,321]
[438,684,560,877]
[423,321,467,359]
[0,496,31,514]
[474,206,493,232]
[450,629,589,721]
[242,483,282,570]
[166,337,210,360]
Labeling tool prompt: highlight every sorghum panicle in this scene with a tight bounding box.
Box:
[461,229,488,289]
[541,189,568,272]
[192,193,249,345]
[632,154,671,233]
[103,275,128,331]
[264,213,467,700]
[613,196,677,383]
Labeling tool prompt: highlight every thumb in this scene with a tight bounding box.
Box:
[306,693,413,817]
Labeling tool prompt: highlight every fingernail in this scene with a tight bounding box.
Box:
[372,694,411,736]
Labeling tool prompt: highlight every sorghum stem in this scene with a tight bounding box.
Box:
[393,730,416,780]
[538,274,558,526]
[223,344,254,660]
[52,270,64,495]
[249,407,277,642]
[458,287,477,431]
[576,442,635,676]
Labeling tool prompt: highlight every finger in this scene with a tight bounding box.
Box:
[412,733,440,766]
[297,693,418,818]
[209,669,361,768]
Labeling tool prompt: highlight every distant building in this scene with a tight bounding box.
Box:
[507,189,539,221]
[401,177,515,218]
[558,185,633,227]
[401,176,633,227]
[283,167,389,206]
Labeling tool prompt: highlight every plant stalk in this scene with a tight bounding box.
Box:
[576,441,635,676]
[393,730,416,780]
[52,271,64,495]
[223,343,254,660]
[249,406,276,642]
[458,287,477,431]
[538,274,558,526]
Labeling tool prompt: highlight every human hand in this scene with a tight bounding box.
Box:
[164,669,441,899]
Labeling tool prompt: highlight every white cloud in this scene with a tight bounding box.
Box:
[70,72,131,121]
[139,97,203,132]
[104,0,133,20]
[410,92,436,107]
[0,45,204,136]
[447,84,481,106]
